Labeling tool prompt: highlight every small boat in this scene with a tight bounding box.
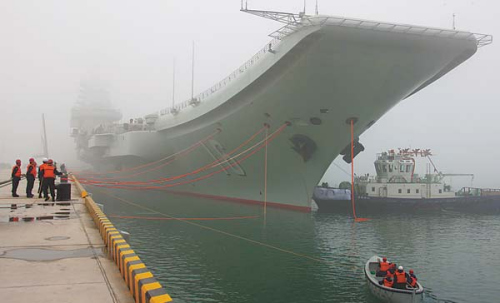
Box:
[364,256,424,303]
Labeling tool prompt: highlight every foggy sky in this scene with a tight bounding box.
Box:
[0,0,498,188]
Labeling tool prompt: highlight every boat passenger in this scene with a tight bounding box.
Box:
[379,276,393,288]
[386,265,396,279]
[407,269,418,288]
[376,257,392,276]
[393,266,409,289]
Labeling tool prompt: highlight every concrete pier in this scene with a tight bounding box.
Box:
[0,174,134,302]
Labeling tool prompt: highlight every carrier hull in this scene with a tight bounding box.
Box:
[76,16,484,211]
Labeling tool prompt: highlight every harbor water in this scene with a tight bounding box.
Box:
[91,188,500,303]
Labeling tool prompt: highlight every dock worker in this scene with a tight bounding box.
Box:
[38,158,48,198]
[407,269,418,288]
[25,158,37,198]
[379,276,394,288]
[377,257,392,276]
[393,266,409,289]
[11,159,22,197]
[40,159,61,202]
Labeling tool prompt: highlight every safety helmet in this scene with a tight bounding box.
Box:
[43,157,48,163]
[48,159,53,164]
[15,159,21,165]
[409,269,414,274]
[398,266,403,271]
[383,257,387,262]
[29,158,35,163]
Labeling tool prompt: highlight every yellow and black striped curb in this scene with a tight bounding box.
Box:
[72,176,173,303]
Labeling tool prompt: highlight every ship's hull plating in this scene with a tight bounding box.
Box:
[314,196,500,214]
[85,22,478,211]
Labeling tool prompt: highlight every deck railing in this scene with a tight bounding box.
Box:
[156,11,492,117]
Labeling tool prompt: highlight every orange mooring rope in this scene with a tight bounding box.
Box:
[80,125,268,185]
[263,124,269,217]
[109,215,258,221]
[350,119,369,223]
[81,123,289,191]
[78,128,222,178]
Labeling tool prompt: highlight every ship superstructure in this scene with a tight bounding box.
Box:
[357,149,457,199]
[71,8,492,211]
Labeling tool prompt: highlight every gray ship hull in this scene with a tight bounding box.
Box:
[77,16,485,211]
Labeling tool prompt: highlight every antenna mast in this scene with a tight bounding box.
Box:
[42,113,49,158]
[191,41,195,101]
[315,0,319,15]
[452,13,456,30]
[172,58,176,108]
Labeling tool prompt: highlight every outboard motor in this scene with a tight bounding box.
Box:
[340,140,365,164]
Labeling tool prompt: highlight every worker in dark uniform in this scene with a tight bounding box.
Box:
[40,159,61,202]
[38,158,48,198]
[11,159,22,197]
[25,158,37,198]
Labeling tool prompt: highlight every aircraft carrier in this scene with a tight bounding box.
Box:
[71,8,492,211]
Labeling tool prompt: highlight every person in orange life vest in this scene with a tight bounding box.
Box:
[386,265,396,279]
[38,158,48,198]
[379,276,393,288]
[376,257,392,276]
[11,159,22,197]
[25,158,37,198]
[393,266,409,289]
[40,159,61,202]
[407,269,418,288]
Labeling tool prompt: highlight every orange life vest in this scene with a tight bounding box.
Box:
[12,165,21,177]
[383,278,393,288]
[27,163,37,177]
[379,261,390,271]
[386,270,394,278]
[409,276,417,287]
[395,271,407,283]
[43,165,56,178]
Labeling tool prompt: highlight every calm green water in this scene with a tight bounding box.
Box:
[91,188,500,303]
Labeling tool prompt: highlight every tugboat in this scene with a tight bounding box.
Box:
[313,149,500,213]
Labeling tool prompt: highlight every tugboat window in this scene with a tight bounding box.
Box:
[439,189,442,194]
[407,189,411,194]
[372,187,375,192]
[400,165,404,172]
[389,165,393,172]
[398,189,402,194]
[416,189,420,194]
[406,165,411,173]
[383,165,387,172]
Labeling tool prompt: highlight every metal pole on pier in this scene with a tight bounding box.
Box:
[42,113,49,158]
[172,58,176,108]
[191,41,195,101]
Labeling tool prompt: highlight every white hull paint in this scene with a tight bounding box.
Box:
[83,16,483,211]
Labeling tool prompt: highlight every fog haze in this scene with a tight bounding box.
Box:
[0,0,498,188]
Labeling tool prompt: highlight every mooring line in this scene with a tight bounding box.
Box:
[93,187,338,264]
[109,215,258,221]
